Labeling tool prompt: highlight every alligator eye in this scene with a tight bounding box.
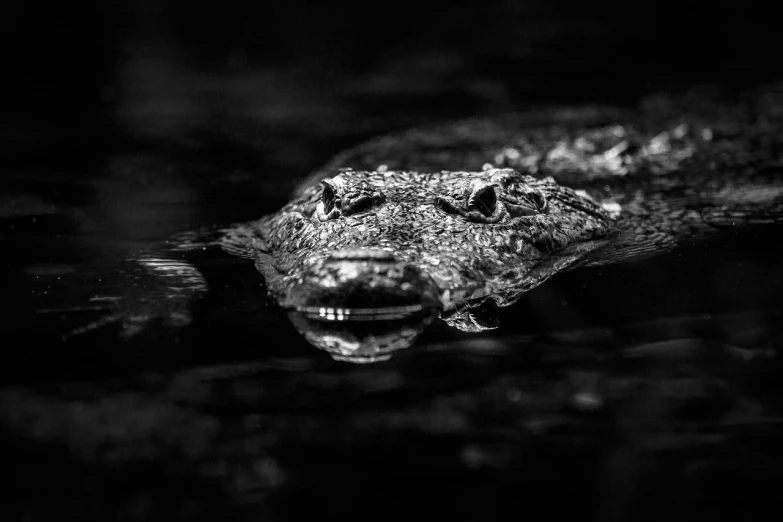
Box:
[347,195,371,214]
[335,181,386,217]
[469,185,497,217]
[435,181,504,224]
[434,195,460,215]
[529,189,548,212]
[317,180,343,221]
[321,182,338,214]
[502,186,549,218]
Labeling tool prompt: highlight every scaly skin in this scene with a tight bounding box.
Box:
[232,168,614,312]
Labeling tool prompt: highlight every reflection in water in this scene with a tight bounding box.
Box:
[287,305,438,363]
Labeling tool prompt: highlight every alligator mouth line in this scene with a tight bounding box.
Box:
[293,303,433,321]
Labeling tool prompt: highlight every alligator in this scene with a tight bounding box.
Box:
[74,84,783,362]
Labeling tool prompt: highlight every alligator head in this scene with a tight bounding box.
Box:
[240,168,615,361]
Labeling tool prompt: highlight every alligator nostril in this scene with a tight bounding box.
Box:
[327,248,397,262]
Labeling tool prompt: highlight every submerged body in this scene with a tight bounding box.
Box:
[81,84,783,361]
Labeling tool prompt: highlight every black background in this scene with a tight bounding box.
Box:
[4,0,781,165]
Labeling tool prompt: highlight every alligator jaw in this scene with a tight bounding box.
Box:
[279,248,443,315]
[273,248,442,361]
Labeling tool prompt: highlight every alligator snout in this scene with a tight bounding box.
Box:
[281,247,441,318]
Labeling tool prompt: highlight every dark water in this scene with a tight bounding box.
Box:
[2,2,783,521]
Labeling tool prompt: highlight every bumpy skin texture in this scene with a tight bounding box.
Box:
[233,168,613,314]
[305,86,783,242]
